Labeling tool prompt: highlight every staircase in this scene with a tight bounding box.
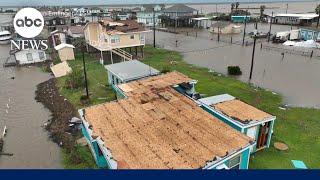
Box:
[111,48,133,61]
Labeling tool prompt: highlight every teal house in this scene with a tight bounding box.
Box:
[199,94,276,153]
[231,15,251,23]
[300,28,320,41]
[78,71,253,169]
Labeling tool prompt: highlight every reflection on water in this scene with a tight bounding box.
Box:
[0,44,62,168]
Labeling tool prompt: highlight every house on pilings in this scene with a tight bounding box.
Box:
[83,20,150,65]
[159,4,201,28]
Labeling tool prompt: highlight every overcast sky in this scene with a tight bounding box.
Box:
[0,0,311,6]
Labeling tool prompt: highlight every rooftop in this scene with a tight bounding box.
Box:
[82,72,252,169]
[68,26,84,34]
[163,4,197,13]
[199,94,275,124]
[102,20,146,33]
[54,43,75,51]
[105,60,160,82]
[274,13,319,19]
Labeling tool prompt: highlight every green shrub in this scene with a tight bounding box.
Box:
[161,65,171,73]
[228,66,242,76]
[65,69,85,89]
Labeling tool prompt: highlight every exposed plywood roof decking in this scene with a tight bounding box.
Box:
[83,72,252,169]
[213,99,273,123]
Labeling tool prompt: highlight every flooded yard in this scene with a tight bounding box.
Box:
[146,22,320,108]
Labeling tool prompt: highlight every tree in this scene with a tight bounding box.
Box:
[260,5,266,21]
[315,4,320,28]
[231,3,235,13]
[235,2,240,10]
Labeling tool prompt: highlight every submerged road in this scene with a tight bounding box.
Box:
[146,23,320,108]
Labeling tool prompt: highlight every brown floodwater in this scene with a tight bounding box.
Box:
[0,44,62,167]
[147,21,320,108]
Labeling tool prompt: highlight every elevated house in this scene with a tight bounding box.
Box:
[84,20,150,64]
[198,94,276,153]
[271,13,319,26]
[79,71,253,169]
[136,5,164,27]
[160,4,199,28]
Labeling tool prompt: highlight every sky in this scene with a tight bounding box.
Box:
[0,0,313,7]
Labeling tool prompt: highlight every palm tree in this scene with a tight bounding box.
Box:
[315,4,320,28]
[260,5,266,21]
[235,2,240,10]
[231,3,235,13]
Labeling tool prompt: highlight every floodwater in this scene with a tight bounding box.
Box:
[190,1,319,14]
[0,14,62,168]
[146,7,320,108]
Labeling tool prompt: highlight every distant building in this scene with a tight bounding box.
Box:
[160,4,199,27]
[136,5,164,26]
[199,94,276,153]
[44,16,70,31]
[271,13,319,26]
[67,26,85,38]
[231,16,251,23]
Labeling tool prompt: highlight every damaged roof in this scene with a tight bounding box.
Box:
[82,72,252,169]
[200,94,275,124]
[103,20,146,33]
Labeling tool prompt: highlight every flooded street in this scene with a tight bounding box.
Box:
[0,36,62,167]
[147,21,320,108]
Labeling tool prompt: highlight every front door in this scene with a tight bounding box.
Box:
[256,122,271,150]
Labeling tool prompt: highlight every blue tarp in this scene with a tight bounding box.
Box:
[291,160,308,169]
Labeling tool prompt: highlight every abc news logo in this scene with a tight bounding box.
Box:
[11,8,48,50]
[15,16,42,28]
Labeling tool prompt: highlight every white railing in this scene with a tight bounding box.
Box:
[111,48,133,61]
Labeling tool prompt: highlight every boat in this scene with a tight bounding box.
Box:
[0,30,12,45]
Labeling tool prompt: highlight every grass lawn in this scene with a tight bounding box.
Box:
[55,52,116,169]
[142,45,320,169]
[56,52,116,110]
[55,46,319,169]
[62,146,97,169]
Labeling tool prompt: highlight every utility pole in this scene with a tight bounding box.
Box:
[268,11,273,42]
[82,46,89,99]
[242,10,248,46]
[153,9,156,48]
[249,22,258,81]
[286,3,288,14]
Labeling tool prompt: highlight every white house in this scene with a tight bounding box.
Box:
[14,49,47,65]
[137,5,163,26]
[271,13,319,26]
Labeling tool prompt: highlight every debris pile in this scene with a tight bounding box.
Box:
[35,78,77,151]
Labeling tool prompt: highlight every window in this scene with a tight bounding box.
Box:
[130,34,134,39]
[26,53,33,61]
[228,155,241,169]
[39,52,45,60]
[111,35,120,43]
